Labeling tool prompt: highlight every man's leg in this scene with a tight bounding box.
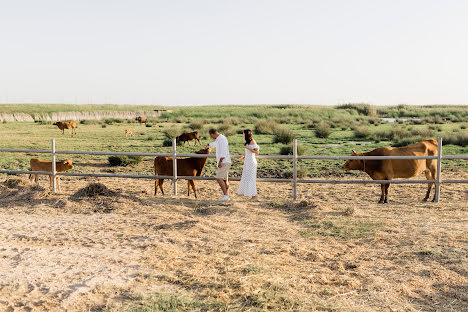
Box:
[224,179,229,195]
[216,178,228,195]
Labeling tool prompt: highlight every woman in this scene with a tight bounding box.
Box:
[238,129,260,199]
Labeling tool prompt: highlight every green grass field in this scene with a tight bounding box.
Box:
[0,104,466,178]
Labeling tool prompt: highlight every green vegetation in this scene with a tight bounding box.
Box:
[0,104,466,178]
[108,155,142,166]
[301,219,382,239]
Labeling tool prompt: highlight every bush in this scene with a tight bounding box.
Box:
[273,127,295,144]
[315,121,331,138]
[101,124,107,128]
[280,143,305,156]
[283,164,309,179]
[409,127,434,138]
[162,139,172,147]
[163,128,182,140]
[255,120,277,134]
[189,120,205,131]
[443,132,468,146]
[80,120,100,125]
[336,103,377,116]
[103,118,123,125]
[108,155,142,166]
[145,123,153,127]
[352,126,370,139]
[218,123,237,136]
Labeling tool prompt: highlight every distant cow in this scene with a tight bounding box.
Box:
[135,116,147,123]
[176,131,201,145]
[29,158,74,191]
[125,129,135,137]
[343,139,438,203]
[53,121,77,136]
[154,148,210,198]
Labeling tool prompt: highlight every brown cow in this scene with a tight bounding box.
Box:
[125,129,135,137]
[135,116,147,123]
[29,158,74,191]
[53,121,77,136]
[343,139,438,203]
[176,131,201,145]
[154,148,210,198]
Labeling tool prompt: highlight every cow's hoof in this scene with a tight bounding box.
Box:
[431,199,436,203]
[378,200,384,204]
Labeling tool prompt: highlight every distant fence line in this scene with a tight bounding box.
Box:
[0,138,467,202]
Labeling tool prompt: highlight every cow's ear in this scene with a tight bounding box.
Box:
[351,150,357,155]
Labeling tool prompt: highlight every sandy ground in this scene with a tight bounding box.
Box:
[0,170,466,311]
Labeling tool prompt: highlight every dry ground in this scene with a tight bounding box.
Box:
[0,171,466,311]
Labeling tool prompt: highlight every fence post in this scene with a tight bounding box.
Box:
[434,137,442,202]
[172,138,177,196]
[293,139,298,200]
[51,139,57,193]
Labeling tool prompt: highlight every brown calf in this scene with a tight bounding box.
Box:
[343,139,438,203]
[154,148,210,198]
[53,121,77,136]
[29,158,74,191]
[135,116,147,123]
[176,131,201,145]
[125,129,135,137]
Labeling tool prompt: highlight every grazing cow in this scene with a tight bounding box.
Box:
[343,139,438,203]
[53,121,77,136]
[125,129,135,137]
[154,148,210,198]
[29,158,74,191]
[135,116,147,123]
[176,131,201,145]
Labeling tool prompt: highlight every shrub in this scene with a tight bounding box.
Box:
[352,126,370,139]
[145,123,153,127]
[273,127,295,144]
[103,118,123,125]
[280,143,305,156]
[162,139,172,147]
[189,120,205,131]
[315,121,331,138]
[336,103,377,116]
[283,164,309,179]
[101,124,107,128]
[218,123,237,136]
[108,155,142,166]
[80,120,100,125]
[255,120,277,134]
[163,128,182,140]
[443,132,468,146]
[409,127,434,138]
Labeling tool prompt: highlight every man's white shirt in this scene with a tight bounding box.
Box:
[209,134,231,165]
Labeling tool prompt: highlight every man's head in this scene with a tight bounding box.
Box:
[209,128,219,139]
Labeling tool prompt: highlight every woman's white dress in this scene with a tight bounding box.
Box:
[238,144,259,196]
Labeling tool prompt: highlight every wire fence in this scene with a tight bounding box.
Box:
[0,138,467,202]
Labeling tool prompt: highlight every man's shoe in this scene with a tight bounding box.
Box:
[219,195,230,201]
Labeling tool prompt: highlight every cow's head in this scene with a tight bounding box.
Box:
[343,150,363,171]
[53,122,58,125]
[195,148,211,154]
[62,159,74,170]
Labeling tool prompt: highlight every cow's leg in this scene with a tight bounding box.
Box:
[159,180,165,195]
[187,180,191,197]
[56,177,60,191]
[49,175,53,189]
[196,138,201,145]
[187,140,190,145]
[378,184,385,203]
[154,179,159,196]
[34,174,39,184]
[190,180,198,198]
[423,170,433,202]
[384,183,390,203]
[430,167,438,202]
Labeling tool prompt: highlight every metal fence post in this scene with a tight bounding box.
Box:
[51,139,57,193]
[434,137,443,202]
[172,138,177,196]
[293,139,298,200]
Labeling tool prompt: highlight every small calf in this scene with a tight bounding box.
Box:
[53,121,77,136]
[29,159,73,191]
[125,129,135,137]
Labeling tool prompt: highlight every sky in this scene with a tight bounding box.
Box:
[1,0,467,106]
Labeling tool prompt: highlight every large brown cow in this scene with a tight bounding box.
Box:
[53,121,77,136]
[135,116,147,123]
[176,131,201,145]
[343,139,438,203]
[29,158,74,191]
[154,148,210,198]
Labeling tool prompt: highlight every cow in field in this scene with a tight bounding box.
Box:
[154,148,210,198]
[343,139,438,203]
[29,158,74,191]
[125,129,135,137]
[176,131,201,145]
[53,121,77,136]
[135,116,147,123]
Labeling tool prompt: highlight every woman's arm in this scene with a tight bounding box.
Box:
[245,146,259,154]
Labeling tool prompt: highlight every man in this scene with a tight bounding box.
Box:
[206,128,232,201]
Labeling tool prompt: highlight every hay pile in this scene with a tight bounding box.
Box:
[72,183,117,198]
[3,178,30,189]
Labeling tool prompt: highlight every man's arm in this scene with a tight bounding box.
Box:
[218,157,224,168]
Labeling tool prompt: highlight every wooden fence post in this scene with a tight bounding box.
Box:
[172,138,177,196]
[51,139,57,193]
[434,137,442,202]
[293,139,298,200]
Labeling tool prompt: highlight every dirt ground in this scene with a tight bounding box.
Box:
[0,171,466,311]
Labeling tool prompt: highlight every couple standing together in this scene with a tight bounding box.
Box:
[205,128,260,201]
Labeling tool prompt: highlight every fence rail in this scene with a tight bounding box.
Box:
[0,138,467,202]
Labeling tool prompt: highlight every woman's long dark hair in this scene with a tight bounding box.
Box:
[243,129,253,146]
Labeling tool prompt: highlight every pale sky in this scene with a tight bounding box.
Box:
[1,0,467,106]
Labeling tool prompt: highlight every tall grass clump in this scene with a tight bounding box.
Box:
[443,132,468,146]
[189,120,205,131]
[336,103,377,116]
[352,126,370,139]
[315,121,332,138]
[280,143,305,156]
[255,120,278,134]
[273,127,295,144]
[108,155,142,166]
